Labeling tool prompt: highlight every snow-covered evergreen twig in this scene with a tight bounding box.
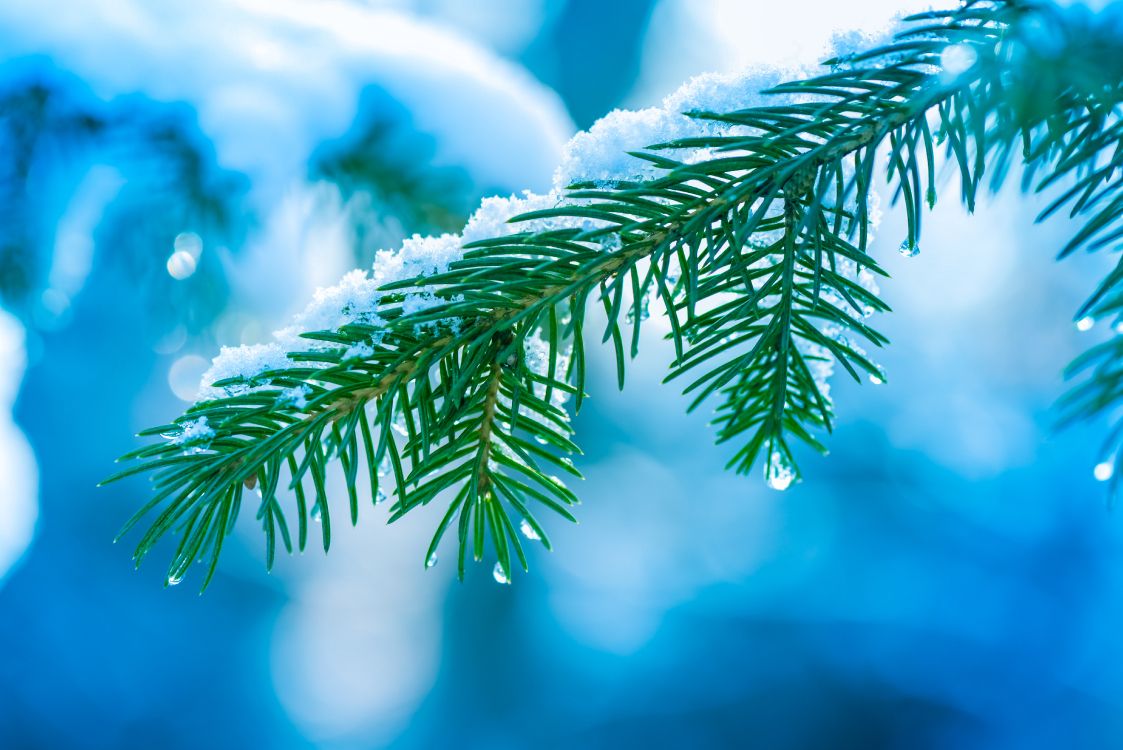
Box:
[106,0,1123,588]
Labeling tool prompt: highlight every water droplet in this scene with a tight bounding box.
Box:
[869,374,884,385]
[310,503,322,522]
[898,240,920,258]
[519,519,541,541]
[940,42,978,76]
[392,418,409,437]
[425,551,438,569]
[1095,461,1114,482]
[378,457,391,477]
[767,473,793,491]
[534,436,549,445]
[166,250,197,280]
[1114,321,1123,334]
[766,452,795,492]
[375,488,388,505]
[174,231,204,259]
[1077,316,1096,332]
[167,572,183,586]
[492,562,510,584]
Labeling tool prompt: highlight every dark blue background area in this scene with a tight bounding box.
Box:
[2,2,1122,748]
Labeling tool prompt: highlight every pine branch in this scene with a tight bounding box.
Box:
[106,0,1123,588]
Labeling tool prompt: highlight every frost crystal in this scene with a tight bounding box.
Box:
[277,384,312,410]
[292,269,384,333]
[799,341,836,405]
[196,236,464,400]
[462,192,558,243]
[342,341,374,361]
[523,332,551,375]
[198,342,292,400]
[554,66,798,188]
[555,107,674,186]
[169,417,215,448]
[522,332,572,410]
[373,234,463,288]
[463,190,612,244]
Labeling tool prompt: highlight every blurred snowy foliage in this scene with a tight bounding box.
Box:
[4,4,1123,750]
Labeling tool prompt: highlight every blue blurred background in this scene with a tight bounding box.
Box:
[1,1,1122,748]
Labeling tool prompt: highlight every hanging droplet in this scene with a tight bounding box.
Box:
[898,240,920,258]
[492,562,510,584]
[519,519,541,541]
[1076,316,1096,332]
[310,502,323,522]
[425,551,438,569]
[869,374,884,385]
[767,473,793,492]
[1094,461,1114,482]
[1114,321,1123,334]
[378,457,391,478]
[167,572,183,586]
[166,250,197,280]
[766,452,795,492]
[375,488,388,505]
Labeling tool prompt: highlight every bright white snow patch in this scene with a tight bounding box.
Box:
[169,417,216,447]
[277,384,312,410]
[198,342,292,400]
[554,67,799,188]
[372,234,463,289]
[0,310,38,586]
